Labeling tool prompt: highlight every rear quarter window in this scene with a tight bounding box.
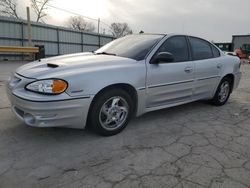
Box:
[211,45,221,58]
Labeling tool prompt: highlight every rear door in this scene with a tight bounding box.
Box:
[188,37,222,100]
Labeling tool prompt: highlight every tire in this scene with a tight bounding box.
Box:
[88,88,133,136]
[211,77,232,106]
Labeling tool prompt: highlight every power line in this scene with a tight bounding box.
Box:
[100,20,111,29]
[36,0,112,32]
[44,3,98,22]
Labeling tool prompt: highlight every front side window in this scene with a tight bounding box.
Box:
[189,37,213,60]
[157,36,189,62]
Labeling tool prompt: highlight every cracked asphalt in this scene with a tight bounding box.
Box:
[0,62,250,188]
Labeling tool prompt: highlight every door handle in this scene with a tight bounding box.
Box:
[217,64,222,69]
[184,67,193,73]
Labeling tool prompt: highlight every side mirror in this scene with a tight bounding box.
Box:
[150,52,174,64]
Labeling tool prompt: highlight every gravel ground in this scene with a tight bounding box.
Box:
[0,61,250,188]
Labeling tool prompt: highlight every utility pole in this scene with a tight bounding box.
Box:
[97,18,100,34]
[97,18,101,47]
[26,7,32,47]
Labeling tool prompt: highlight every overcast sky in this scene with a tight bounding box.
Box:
[16,0,250,42]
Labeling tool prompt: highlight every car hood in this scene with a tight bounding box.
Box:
[16,52,137,78]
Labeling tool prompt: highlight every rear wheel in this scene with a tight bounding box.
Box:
[211,77,232,106]
[88,89,133,136]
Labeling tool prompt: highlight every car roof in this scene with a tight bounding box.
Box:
[130,33,214,45]
[131,33,166,37]
[137,33,208,39]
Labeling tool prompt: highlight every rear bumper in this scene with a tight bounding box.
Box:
[233,72,242,91]
[6,88,93,129]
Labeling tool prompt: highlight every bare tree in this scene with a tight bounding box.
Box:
[0,0,19,18]
[30,0,51,22]
[66,16,96,32]
[110,22,132,38]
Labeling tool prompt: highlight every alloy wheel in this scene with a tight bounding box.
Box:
[218,81,230,103]
[99,96,129,131]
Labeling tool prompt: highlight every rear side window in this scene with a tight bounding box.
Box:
[189,37,213,60]
[211,45,221,58]
[157,36,189,62]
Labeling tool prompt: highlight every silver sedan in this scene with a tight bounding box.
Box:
[6,34,242,136]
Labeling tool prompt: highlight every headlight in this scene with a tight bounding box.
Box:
[25,79,68,95]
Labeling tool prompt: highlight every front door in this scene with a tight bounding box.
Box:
[146,36,195,108]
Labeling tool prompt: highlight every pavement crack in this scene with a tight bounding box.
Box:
[38,176,50,181]
[62,168,78,174]
[0,107,10,110]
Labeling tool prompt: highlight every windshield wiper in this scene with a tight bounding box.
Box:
[95,51,116,56]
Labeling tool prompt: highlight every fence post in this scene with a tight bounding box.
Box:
[81,32,84,52]
[56,28,60,55]
[21,22,24,61]
[98,34,101,48]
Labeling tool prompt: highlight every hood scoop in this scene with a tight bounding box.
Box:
[47,63,59,68]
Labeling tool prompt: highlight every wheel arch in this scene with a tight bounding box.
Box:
[223,73,235,93]
[86,83,138,127]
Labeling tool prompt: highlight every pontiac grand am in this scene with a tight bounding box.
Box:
[6,34,241,135]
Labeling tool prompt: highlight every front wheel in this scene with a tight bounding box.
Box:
[88,89,133,136]
[211,77,232,106]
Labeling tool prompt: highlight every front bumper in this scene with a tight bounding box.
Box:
[6,87,93,129]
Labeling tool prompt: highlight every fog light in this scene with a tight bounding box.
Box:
[24,113,36,125]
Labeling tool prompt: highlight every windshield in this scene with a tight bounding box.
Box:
[95,34,164,61]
